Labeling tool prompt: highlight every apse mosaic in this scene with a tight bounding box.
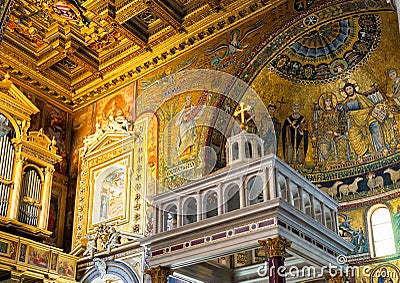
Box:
[239,0,391,82]
[269,14,382,84]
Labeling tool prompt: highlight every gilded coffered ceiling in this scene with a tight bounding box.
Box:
[0,0,282,110]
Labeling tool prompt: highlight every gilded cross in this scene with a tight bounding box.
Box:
[234,102,252,124]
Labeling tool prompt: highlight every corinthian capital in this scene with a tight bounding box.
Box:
[45,166,55,175]
[145,266,174,283]
[258,236,292,257]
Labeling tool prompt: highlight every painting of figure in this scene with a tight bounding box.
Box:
[51,253,58,271]
[205,21,265,69]
[393,204,400,248]
[57,256,75,278]
[94,167,125,224]
[44,105,68,174]
[95,84,135,131]
[27,247,49,269]
[388,69,400,107]
[48,194,59,239]
[44,105,67,153]
[336,81,395,161]
[337,82,382,158]
[30,96,45,131]
[260,103,281,155]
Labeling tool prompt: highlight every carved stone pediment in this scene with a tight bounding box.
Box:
[83,131,135,158]
[0,74,39,121]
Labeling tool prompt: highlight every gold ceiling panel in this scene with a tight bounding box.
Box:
[0,0,283,110]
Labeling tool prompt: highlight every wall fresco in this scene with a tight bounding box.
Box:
[44,104,68,173]
[95,84,135,131]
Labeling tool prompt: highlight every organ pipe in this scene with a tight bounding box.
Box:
[0,135,14,217]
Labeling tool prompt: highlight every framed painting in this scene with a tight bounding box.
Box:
[87,151,133,231]
[27,246,50,269]
[57,255,76,278]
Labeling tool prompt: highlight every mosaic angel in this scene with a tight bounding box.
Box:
[205,20,265,68]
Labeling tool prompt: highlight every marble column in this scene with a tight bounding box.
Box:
[258,236,292,283]
[145,266,174,283]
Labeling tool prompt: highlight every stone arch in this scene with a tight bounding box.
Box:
[80,260,140,283]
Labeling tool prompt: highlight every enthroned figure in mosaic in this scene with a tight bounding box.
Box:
[336,82,395,161]
[313,92,350,165]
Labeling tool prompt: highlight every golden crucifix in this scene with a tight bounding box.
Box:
[234,102,252,130]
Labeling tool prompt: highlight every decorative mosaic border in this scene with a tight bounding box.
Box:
[151,218,276,257]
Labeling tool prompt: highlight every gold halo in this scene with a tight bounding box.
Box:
[318,92,338,110]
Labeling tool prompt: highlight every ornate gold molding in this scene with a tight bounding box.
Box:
[145,266,174,283]
[324,273,342,283]
[258,236,291,258]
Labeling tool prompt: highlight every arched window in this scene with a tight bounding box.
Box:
[303,193,312,217]
[204,191,218,219]
[369,206,396,257]
[325,211,333,231]
[314,201,322,224]
[232,142,239,161]
[292,187,301,210]
[277,174,288,202]
[247,175,264,205]
[183,197,197,225]
[80,260,140,283]
[225,184,240,213]
[165,205,177,231]
[245,141,252,158]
